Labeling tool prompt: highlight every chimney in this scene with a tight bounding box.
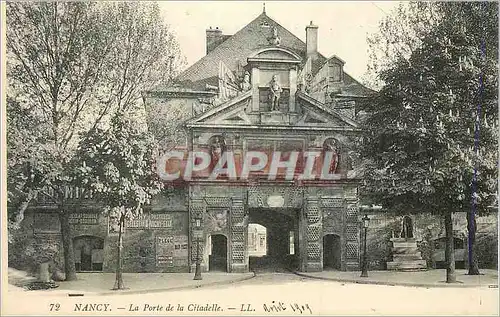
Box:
[206,26,225,55]
[305,21,318,59]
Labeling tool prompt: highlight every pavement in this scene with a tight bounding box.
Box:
[294,268,499,288]
[5,272,498,315]
[9,271,255,296]
[8,268,498,297]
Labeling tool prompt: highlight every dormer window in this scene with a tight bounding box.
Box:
[327,55,345,83]
[330,63,342,82]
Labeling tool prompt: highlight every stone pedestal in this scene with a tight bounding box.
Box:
[387,238,427,271]
[39,262,50,282]
[230,263,248,273]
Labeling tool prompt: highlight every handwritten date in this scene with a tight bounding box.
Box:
[263,301,312,314]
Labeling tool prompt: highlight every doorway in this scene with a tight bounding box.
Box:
[323,234,341,270]
[73,236,104,272]
[209,234,228,272]
[248,208,297,272]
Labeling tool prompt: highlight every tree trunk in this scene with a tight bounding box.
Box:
[14,189,39,226]
[113,214,125,290]
[467,210,480,275]
[444,211,456,283]
[59,211,77,281]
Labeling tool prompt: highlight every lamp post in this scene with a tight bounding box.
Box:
[360,214,370,278]
[193,218,203,280]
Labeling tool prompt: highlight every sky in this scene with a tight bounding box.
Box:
[159,1,400,84]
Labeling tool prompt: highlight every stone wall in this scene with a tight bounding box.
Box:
[10,209,190,274]
[105,211,189,273]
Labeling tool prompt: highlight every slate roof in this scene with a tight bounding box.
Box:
[342,73,376,97]
[152,11,374,97]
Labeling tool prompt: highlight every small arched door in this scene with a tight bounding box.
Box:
[323,234,341,270]
[209,234,228,272]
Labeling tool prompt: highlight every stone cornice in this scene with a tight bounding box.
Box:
[187,122,361,132]
[143,90,217,99]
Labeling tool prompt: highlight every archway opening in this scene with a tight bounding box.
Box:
[209,234,228,272]
[323,234,341,270]
[248,208,298,272]
[73,236,104,272]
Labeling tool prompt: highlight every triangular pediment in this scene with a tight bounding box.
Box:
[186,90,252,126]
[186,90,359,130]
[295,92,359,129]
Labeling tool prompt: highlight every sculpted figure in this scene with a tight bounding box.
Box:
[271,26,281,46]
[240,71,251,91]
[210,135,226,163]
[323,138,340,174]
[400,216,414,239]
[268,74,283,111]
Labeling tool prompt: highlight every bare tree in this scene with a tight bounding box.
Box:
[6,1,183,280]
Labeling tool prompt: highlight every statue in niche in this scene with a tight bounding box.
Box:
[323,138,341,174]
[268,74,283,111]
[240,71,251,91]
[209,135,226,164]
[400,215,414,239]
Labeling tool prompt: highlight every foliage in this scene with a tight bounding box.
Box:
[9,234,62,275]
[72,112,163,218]
[6,1,183,226]
[360,1,498,216]
[6,2,183,278]
[366,2,441,89]
[361,2,498,278]
[6,2,112,240]
[72,111,163,289]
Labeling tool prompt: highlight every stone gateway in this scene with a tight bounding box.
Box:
[12,9,497,275]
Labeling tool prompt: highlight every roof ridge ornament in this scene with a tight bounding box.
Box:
[263,2,266,14]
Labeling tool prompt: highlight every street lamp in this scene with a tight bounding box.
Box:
[360,214,370,278]
[193,218,203,280]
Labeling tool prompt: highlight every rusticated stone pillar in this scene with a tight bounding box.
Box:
[230,198,248,272]
[344,200,360,271]
[300,196,322,272]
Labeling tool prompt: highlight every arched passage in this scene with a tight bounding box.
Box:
[323,234,341,270]
[73,236,104,272]
[209,234,228,272]
[248,208,298,272]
